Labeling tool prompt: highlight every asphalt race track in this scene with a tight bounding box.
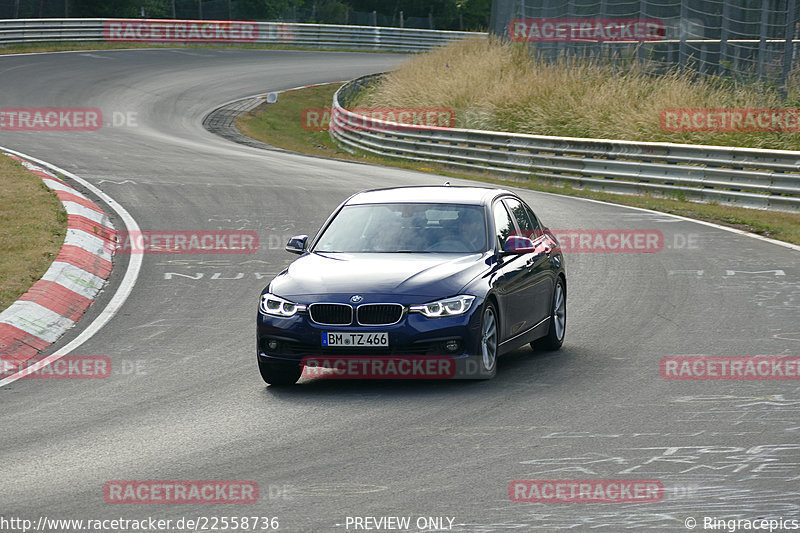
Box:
[1,49,799,532]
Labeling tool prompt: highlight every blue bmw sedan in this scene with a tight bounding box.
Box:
[256,186,566,385]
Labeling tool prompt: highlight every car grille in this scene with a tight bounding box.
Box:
[357,304,404,326]
[308,303,352,325]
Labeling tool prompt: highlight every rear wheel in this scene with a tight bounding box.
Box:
[534,277,566,351]
[257,357,301,386]
[479,302,499,379]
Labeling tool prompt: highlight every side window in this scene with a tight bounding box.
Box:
[523,204,543,238]
[504,198,535,239]
[492,201,516,248]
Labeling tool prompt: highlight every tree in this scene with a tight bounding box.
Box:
[237,0,301,20]
[457,0,491,31]
[71,0,140,17]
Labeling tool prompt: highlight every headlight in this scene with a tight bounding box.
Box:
[259,293,307,317]
[410,295,475,318]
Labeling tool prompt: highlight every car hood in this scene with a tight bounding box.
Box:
[269,252,489,301]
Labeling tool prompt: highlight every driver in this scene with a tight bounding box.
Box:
[456,209,486,251]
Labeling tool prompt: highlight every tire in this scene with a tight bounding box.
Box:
[478,301,499,379]
[257,357,301,386]
[534,277,566,352]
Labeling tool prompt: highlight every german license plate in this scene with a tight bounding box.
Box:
[322,332,388,347]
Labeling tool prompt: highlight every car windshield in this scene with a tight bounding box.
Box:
[313,203,487,253]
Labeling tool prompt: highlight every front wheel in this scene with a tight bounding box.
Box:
[257,357,301,386]
[478,302,499,379]
[534,277,566,351]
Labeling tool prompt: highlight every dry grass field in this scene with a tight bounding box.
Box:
[354,36,800,151]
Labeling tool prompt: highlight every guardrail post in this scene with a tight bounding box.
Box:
[678,0,688,71]
[757,0,770,80]
[718,0,730,76]
[595,0,608,58]
[781,0,798,98]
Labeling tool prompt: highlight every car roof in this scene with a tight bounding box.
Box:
[345,185,514,206]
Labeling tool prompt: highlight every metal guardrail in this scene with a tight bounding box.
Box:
[0,18,480,52]
[331,74,800,212]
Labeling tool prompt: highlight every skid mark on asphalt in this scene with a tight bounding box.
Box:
[96,178,137,184]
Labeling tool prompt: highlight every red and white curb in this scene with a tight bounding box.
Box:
[0,154,115,369]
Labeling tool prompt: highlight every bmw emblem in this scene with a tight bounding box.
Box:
[350,295,363,303]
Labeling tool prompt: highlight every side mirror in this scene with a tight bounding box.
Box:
[503,235,536,254]
[285,235,308,255]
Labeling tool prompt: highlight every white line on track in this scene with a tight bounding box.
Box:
[0,147,142,387]
[525,189,800,253]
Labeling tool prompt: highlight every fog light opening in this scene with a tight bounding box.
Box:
[267,339,279,351]
[444,339,460,353]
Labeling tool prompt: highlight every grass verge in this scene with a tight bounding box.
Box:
[353,36,800,151]
[236,82,800,246]
[0,154,67,312]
